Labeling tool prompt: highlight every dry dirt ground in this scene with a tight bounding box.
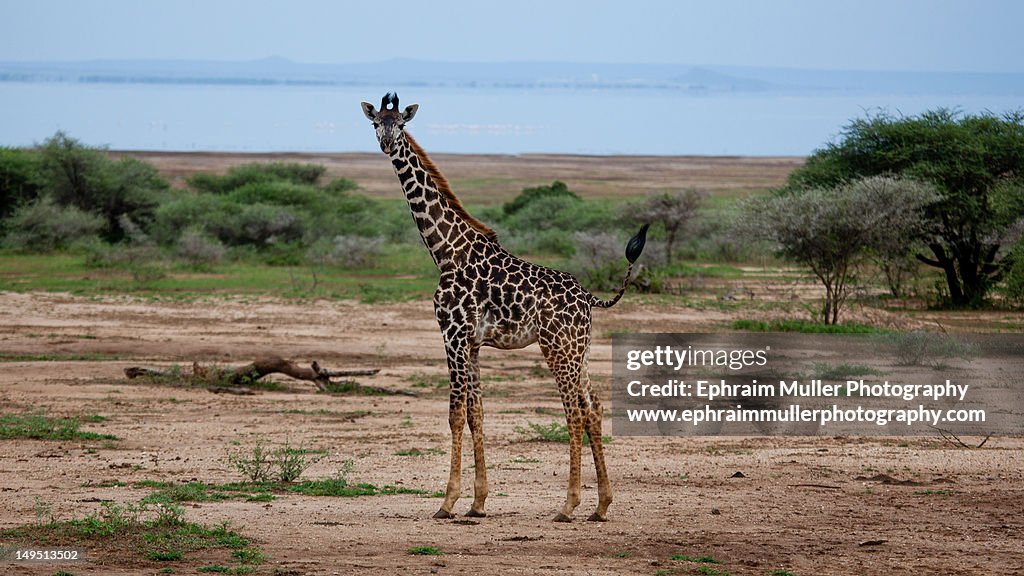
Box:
[1,292,1022,576]
[111,151,803,203]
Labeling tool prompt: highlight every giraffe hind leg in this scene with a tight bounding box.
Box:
[584,383,612,521]
[542,346,586,523]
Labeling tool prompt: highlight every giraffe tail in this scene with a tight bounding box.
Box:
[592,223,649,309]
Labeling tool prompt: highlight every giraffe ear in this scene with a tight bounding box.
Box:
[360,102,377,121]
[402,104,419,122]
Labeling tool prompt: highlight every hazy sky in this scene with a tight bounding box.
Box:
[1,0,1022,73]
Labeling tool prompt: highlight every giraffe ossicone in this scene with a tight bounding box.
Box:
[361,94,647,522]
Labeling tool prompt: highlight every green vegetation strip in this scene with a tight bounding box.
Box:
[0,412,117,441]
[731,319,891,334]
[0,352,123,362]
[0,500,263,571]
[138,479,426,505]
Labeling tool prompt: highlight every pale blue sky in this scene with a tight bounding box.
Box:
[1,0,1022,72]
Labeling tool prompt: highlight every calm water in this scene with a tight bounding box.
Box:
[1,81,1021,155]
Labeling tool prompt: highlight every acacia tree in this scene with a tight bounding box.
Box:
[36,132,168,242]
[740,176,935,324]
[788,109,1024,307]
[630,189,704,264]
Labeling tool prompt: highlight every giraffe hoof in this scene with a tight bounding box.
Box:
[465,508,486,518]
[587,512,608,522]
[432,508,456,519]
[552,513,573,523]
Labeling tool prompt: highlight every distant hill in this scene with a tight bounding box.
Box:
[1,58,1022,97]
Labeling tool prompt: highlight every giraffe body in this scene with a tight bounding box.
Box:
[361,93,647,521]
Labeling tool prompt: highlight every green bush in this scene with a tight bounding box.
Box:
[0,147,42,220]
[1002,241,1024,305]
[498,194,619,256]
[188,162,326,194]
[176,226,226,268]
[503,180,580,215]
[2,196,104,252]
[36,133,168,242]
[151,194,235,245]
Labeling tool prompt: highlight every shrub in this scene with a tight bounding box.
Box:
[36,133,167,242]
[307,235,384,268]
[188,162,326,194]
[565,231,626,290]
[503,180,580,215]
[231,204,304,246]
[1001,240,1024,305]
[323,177,358,195]
[2,196,103,251]
[176,227,226,268]
[151,194,232,244]
[0,147,42,219]
[629,189,705,264]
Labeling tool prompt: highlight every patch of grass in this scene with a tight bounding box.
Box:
[226,438,324,484]
[510,456,540,464]
[0,251,438,302]
[231,547,266,565]
[671,554,722,563]
[0,500,261,571]
[406,372,449,389]
[148,550,184,561]
[813,362,885,380]
[770,571,796,576]
[0,351,122,362]
[0,411,117,441]
[697,567,729,576]
[141,482,236,505]
[318,380,392,395]
[407,546,444,556]
[286,478,426,497]
[878,331,978,366]
[913,489,957,496]
[273,408,370,420]
[731,319,890,334]
[394,448,444,457]
[514,421,610,444]
[198,566,230,573]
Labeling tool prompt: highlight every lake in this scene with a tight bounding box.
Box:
[1,81,1021,155]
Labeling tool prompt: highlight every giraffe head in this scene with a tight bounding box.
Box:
[360,92,419,154]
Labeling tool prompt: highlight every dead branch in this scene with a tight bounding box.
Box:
[929,425,994,449]
[123,355,399,394]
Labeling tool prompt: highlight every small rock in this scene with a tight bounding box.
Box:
[731,471,746,478]
[711,507,721,515]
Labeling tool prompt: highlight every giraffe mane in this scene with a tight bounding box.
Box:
[404,131,498,241]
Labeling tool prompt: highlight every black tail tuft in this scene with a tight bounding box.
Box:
[625,223,650,264]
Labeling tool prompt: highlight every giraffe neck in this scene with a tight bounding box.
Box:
[388,132,497,269]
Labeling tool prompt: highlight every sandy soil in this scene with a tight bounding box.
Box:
[1,291,1021,575]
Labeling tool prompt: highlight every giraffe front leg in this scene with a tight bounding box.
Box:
[434,389,466,519]
[465,384,488,517]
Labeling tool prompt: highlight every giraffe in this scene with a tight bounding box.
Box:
[361,93,647,522]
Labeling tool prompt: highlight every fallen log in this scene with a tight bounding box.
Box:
[122,355,408,395]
